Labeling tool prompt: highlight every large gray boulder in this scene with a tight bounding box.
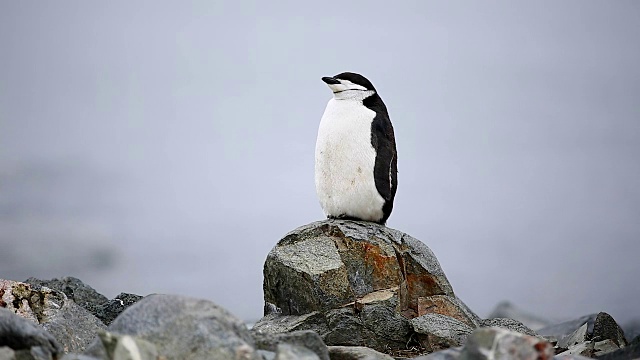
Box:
[85,294,261,360]
[1,279,105,353]
[256,220,479,354]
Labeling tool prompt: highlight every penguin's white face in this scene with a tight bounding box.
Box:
[322,75,375,101]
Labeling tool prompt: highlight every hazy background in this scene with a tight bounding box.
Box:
[1,1,639,324]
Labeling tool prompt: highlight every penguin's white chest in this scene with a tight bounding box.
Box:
[315,98,385,222]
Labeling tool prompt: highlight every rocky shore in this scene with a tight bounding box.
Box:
[1,220,638,359]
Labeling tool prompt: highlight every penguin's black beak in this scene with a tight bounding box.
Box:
[322,76,341,85]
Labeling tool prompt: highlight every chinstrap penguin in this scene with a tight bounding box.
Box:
[315,72,397,225]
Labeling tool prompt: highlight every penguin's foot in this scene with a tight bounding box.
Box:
[327,214,386,226]
[328,214,367,222]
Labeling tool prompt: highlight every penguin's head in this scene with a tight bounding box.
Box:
[322,72,376,100]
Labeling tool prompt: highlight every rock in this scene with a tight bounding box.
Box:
[0,347,13,360]
[95,293,143,326]
[274,343,320,360]
[557,323,588,349]
[24,277,108,317]
[252,330,329,360]
[458,327,554,360]
[12,346,54,360]
[252,312,328,335]
[595,340,640,360]
[557,342,594,357]
[480,318,538,337]
[487,301,552,331]
[58,354,102,360]
[593,339,620,357]
[257,350,276,360]
[327,346,395,360]
[538,314,597,340]
[0,345,58,360]
[2,279,106,353]
[0,347,15,360]
[254,295,416,352]
[85,294,261,360]
[409,347,461,360]
[260,220,478,353]
[99,331,159,360]
[411,313,474,351]
[592,312,627,347]
[0,308,61,356]
[555,354,593,360]
[264,220,469,316]
[39,300,106,354]
[417,295,479,328]
[23,278,143,327]
[538,312,627,347]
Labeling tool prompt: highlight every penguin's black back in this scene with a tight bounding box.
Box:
[364,93,397,224]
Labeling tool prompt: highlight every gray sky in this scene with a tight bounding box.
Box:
[1,1,639,324]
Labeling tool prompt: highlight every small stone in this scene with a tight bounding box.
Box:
[275,343,320,360]
[459,327,554,360]
[58,355,102,360]
[13,346,53,360]
[411,313,474,351]
[480,318,539,337]
[593,339,620,356]
[96,293,143,326]
[557,323,588,349]
[417,295,480,328]
[252,312,328,336]
[0,347,14,360]
[410,347,461,360]
[99,331,159,360]
[252,330,329,360]
[257,350,276,360]
[557,341,594,357]
[554,354,593,360]
[327,346,395,360]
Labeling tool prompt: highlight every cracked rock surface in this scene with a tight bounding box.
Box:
[257,220,479,354]
[0,279,105,353]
